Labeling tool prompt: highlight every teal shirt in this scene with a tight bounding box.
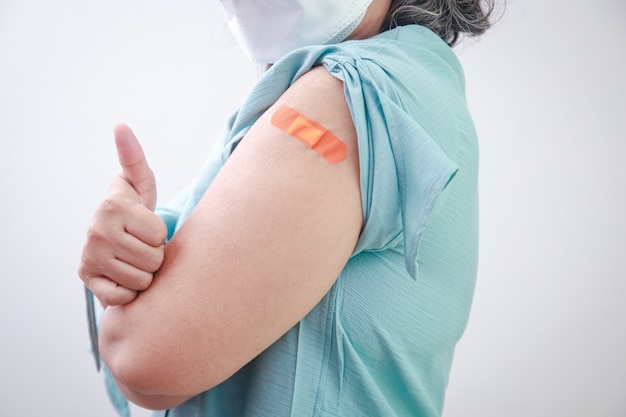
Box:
[105,25,479,417]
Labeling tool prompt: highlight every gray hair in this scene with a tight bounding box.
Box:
[382,0,498,46]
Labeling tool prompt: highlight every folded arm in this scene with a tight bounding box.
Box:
[98,66,363,410]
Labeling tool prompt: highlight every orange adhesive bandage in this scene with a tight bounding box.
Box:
[271,105,348,163]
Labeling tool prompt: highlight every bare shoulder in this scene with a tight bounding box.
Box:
[98,66,363,409]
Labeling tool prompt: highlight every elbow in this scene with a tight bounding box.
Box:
[98,307,222,410]
[100,324,196,410]
[98,309,182,409]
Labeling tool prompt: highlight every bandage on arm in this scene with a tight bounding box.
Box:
[271,105,348,163]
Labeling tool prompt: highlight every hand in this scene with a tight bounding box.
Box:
[79,124,167,306]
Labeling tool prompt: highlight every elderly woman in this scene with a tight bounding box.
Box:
[79,0,496,416]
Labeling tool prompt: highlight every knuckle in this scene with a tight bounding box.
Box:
[143,214,167,246]
[85,273,136,306]
[77,253,103,277]
[79,245,110,276]
[117,266,152,292]
[86,214,121,243]
[84,226,107,246]
[146,248,165,272]
[99,195,124,215]
[102,286,137,306]
[133,272,153,291]
[78,254,99,280]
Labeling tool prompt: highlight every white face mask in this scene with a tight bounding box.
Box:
[219,0,374,64]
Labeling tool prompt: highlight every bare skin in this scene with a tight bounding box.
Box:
[79,0,391,410]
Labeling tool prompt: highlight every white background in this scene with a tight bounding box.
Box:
[1,1,624,416]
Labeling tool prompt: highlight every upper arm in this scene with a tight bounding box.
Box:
[99,66,363,409]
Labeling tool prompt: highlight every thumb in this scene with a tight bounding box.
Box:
[113,123,157,210]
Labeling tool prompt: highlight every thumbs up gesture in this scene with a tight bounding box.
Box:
[79,124,167,306]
